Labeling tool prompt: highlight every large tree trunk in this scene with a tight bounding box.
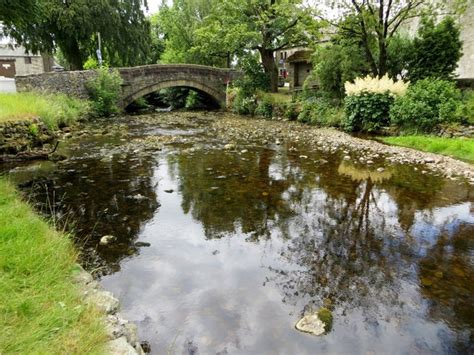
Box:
[260,48,278,93]
[61,38,84,71]
[378,36,388,77]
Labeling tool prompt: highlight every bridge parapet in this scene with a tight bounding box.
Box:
[15,64,241,109]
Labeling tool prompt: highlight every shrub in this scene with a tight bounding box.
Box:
[343,75,408,132]
[255,96,273,118]
[231,88,257,115]
[344,93,394,132]
[283,101,300,121]
[390,78,463,133]
[344,74,409,97]
[185,90,209,109]
[83,57,100,70]
[458,89,474,125]
[85,67,123,117]
[297,97,344,128]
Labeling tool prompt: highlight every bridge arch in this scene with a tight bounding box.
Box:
[122,79,225,109]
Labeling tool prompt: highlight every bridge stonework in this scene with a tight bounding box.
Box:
[15,64,240,109]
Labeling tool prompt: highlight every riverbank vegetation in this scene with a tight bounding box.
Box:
[381,136,474,162]
[0,178,106,353]
[0,93,90,129]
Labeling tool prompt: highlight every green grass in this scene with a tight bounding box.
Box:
[259,89,293,104]
[0,178,106,354]
[0,92,90,129]
[381,135,474,162]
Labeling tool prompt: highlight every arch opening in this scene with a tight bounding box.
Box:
[123,80,225,111]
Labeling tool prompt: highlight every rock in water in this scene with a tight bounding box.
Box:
[295,313,326,336]
[100,235,116,246]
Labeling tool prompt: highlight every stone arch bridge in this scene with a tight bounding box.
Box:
[15,64,241,109]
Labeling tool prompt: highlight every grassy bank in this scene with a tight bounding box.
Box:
[381,136,474,162]
[0,93,90,129]
[0,178,106,354]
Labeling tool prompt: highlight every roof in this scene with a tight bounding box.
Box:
[286,50,312,63]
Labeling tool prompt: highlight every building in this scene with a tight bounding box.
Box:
[275,46,308,86]
[0,44,53,78]
[286,50,317,91]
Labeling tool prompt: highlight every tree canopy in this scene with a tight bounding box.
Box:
[152,0,318,92]
[0,0,152,70]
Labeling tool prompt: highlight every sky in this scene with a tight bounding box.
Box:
[145,0,165,15]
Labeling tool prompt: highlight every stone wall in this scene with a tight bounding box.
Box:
[0,118,55,155]
[16,70,97,99]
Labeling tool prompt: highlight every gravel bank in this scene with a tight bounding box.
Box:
[208,113,474,185]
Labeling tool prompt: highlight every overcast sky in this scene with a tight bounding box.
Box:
[145,0,164,15]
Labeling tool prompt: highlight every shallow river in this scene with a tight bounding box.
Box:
[5,112,474,354]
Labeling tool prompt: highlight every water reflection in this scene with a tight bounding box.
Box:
[7,113,473,354]
[14,153,159,271]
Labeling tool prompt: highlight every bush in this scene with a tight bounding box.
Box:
[343,75,408,132]
[390,78,463,133]
[344,93,394,132]
[85,67,123,117]
[255,96,273,118]
[297,97,344,128]
[231,88,257,115]
[344,74,409,97]
[458,89,474,125]
[283,102,300,121]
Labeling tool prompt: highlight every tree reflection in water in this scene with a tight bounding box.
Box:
[173,145,473,351]
[20,153,159,272]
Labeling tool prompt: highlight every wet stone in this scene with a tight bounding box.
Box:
[295,313,326,336]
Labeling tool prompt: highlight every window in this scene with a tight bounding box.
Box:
[24,57,32,64]
[280,52,283,60]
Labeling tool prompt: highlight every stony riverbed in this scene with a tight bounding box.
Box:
[4,111,474,354]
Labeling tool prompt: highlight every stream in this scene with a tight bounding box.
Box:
[4,111,474,354]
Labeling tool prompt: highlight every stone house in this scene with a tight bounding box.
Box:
[275,46,308,85]
[286,49,317,91]
[0,44,53,78]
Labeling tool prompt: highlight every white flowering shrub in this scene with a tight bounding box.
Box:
[344,74,409,97]
[343,75,409,132]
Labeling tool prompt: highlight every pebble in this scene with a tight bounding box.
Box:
[100,235,116,246]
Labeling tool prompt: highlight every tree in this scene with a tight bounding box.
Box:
[313,0,455,77]
[151,0,226,66]
[1,0,152,70]
[311,41,369,100]
[406,17,462,81]
[211,0,317,92]
[0,0,39,27]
